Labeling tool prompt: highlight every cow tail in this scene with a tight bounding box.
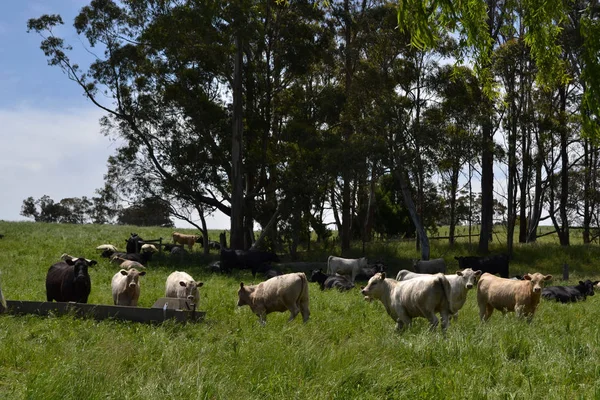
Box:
[327,255,333,275]
[298,272,309,303]
[437,275,453,314]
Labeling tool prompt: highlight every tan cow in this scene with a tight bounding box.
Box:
[111,268,146,306]
[477,272,552,322]
[172,232,201,251]
[361,272,452,332]
[165,271,203,305]
[237,272,310,325]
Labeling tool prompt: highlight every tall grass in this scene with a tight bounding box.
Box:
[1,221,600,399]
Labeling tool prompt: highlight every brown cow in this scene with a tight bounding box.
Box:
[237,272,310,325]
[111,268,146,306]
[172,232,201,251]
[477,272,552,322]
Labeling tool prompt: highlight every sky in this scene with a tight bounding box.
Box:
[0,0,231,229]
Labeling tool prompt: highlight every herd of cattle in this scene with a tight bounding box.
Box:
[34,232,600,329]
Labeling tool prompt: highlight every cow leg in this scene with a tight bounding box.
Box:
[425,311,439,332]
[440,310,450,331]
[258,313,267,326]
[300,301,310,323]
[479,302,493,322]
[287,303,300,322]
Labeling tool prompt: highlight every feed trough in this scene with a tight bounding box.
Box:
[3,298,205,324]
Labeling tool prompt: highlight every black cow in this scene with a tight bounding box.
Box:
[46,258,96,303]
[309,269,355,291]
[125,233,145,254]
[542,280,599,303]
[355,263,386,281]
[219,248,280,275]
[208,240,221,250]
[454,254,509,278]
[263,268,284,280]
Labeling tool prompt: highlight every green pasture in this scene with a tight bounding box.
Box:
[1,221,600,399]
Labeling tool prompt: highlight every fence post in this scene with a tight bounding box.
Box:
[562,263,569,281]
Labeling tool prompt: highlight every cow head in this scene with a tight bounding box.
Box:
[523,273,552,293]
[179,280,203,302]
[66,258,96,282]
[580,280,597,297]
[360,272,386,299]
[237,282,255,307]
[309,269,327,284]
[120,268,146,289]
[456,268,482,290]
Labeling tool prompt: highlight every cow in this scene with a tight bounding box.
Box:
[165,271,203,305]
[111,268,146,306]
[354,263,386,281]
[172,232,202,251]
[96,244,118,253]
[455,254,510,278]
[219,248,280,275]
[395,268,482,320]
[327,256,368,283]
[542,280,598,303]
[476,272,552,322]
[45,258,96,303]
[110,250,154,266]
[125,233,145,254]
[413,258,446,274]
[360,272,452,332]
[263,268,283,280]
[237,272,310,325]
[309,269,355,291]
[118,259,146,270]
[208,240,221,250]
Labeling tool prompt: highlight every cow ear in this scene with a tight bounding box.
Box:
[120,270,128,276]
[139,271,146,276]
[197,281,204,287]
[544,275,553,281]
[89,260,98,266]
[523,274,532,280]
[380,272,386,280]
[456,270,463,276]
[240,282,244,289]
[65,258,76,266]
[594,281,600,285]
[179,281,186,287]
[580,281,585,285]
[475,270,482,276]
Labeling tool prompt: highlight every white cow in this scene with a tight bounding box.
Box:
[327,256,368,283]
[396,268,482,320]
[237,272,310,325]
[360,272,452,332]
[165,271,203,305]
[111,268,146,306]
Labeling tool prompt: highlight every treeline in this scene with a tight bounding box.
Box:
[26,0,600,255]
[20,195,173,227]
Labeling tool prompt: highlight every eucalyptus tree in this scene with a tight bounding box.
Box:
[28,0,329,250]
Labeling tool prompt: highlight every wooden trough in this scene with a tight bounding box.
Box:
[3,298,205,324]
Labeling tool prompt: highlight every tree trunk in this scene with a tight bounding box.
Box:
[506,74,517,257]
[340,0,353,253]
[479,117,494,253]
[583,139,591,244]
[230,32,245,250]
[557,86,570,246]
[394,169,430,260]
[448,167,459,246]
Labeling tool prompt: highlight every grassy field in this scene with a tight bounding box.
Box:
[1,221,600,399]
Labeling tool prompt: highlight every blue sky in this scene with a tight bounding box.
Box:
[0,1,230,229]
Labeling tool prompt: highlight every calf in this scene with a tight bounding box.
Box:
[237,272,310,325]
[111,268,146,306]
[309,269,354,291]
[455,254,509,278]
[165,271,203,305]
[46,258,96,303]
[125,233,145,254]
[172,232,201,251]
[413,258,446,274]
[360,272,452,332]
[327,256,368,283]
[477,272,552,322]
[542,280,598,303]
